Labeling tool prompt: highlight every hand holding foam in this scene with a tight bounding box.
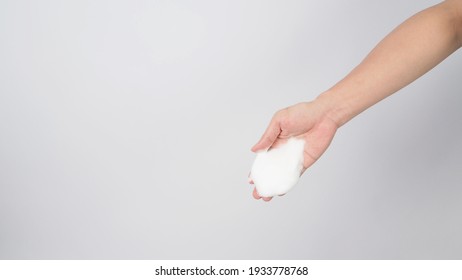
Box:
[250,137,305,197]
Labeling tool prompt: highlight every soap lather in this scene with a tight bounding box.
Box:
[250,137,305,197]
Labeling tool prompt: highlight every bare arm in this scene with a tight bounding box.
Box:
[319,0,462,127]
[250,0,462,201]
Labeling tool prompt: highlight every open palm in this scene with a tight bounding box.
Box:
[249,101,338,201]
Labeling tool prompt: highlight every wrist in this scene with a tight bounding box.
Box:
[315,89,355,128]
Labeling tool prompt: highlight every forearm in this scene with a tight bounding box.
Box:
[318,0,462,127]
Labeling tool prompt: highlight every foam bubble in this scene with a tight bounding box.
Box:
[250,137,305,197]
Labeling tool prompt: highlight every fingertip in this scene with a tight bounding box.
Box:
[252,188,261,199]
[262,197,273,202]
[251,144,264,153]
[252,119,281,153]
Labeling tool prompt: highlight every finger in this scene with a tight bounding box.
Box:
[251,117,281,152]
[267,137,288,150]
[252,188,261,199]
[252,187,274,201]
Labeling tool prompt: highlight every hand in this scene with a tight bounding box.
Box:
[249,100,339,201]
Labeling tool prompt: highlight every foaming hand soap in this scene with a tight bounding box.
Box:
[250,137,305,197]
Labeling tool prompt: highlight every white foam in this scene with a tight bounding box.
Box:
[250,137,305,197]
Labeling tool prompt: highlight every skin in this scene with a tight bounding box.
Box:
[250,0,462,201]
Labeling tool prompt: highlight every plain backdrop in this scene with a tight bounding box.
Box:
[1,0,461,259]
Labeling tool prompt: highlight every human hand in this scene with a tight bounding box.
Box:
[249,100,339,201]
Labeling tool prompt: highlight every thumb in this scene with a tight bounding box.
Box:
[251,117,281,152]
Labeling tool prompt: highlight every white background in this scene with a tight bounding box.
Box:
[1,0,461,259]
